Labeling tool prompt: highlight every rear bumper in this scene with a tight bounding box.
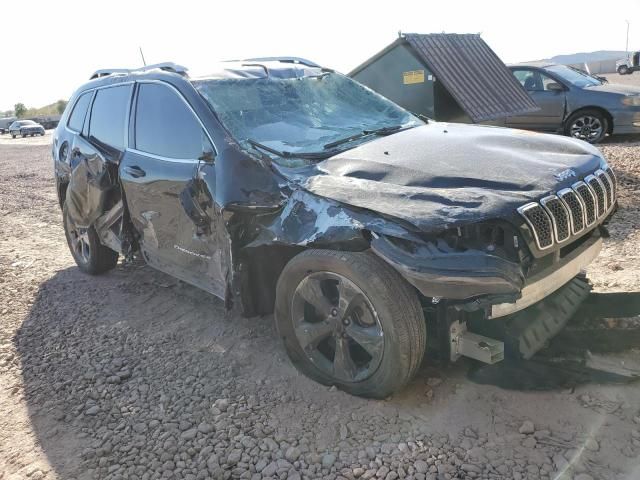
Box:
[489,234,602,318]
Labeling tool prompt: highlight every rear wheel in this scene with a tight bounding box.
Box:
[63,204,118,274]
[275,250,426,398]
[564,109,608,144]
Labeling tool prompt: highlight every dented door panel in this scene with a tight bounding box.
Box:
[119,150,227,298]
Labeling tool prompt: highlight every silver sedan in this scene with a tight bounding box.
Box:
[505,62,640,143]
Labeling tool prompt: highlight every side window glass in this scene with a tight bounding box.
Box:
[513,70,541,91]
[67,92,92,132]
[134,83,210,159]
[89,85,131,150]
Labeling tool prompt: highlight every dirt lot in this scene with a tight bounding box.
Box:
[0,126,639,480]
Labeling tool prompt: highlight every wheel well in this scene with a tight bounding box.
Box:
[566,106,613,134]
[237,245,305,316]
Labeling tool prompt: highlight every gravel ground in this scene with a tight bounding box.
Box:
[0,129,639,480]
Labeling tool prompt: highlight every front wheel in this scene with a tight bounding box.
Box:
[618,65,629,75]
[275,250,426,398]
[564,109,608,144]
[63,204,119,274]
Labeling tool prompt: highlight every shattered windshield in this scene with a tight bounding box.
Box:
[194,72,422,163]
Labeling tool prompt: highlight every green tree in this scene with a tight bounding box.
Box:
[14,103,27,118]
[55,99,68,115]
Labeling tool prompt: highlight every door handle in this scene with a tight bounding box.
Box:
[123,165,146,178]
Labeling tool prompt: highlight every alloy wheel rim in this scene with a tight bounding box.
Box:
[291,272,384,383]
[67,217,91,264]
[570,115,603,142]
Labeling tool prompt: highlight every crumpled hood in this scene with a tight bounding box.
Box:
[301,123,604,232]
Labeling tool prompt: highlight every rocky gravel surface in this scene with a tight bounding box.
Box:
[1,135,639,480]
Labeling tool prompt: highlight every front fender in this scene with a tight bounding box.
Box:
[243,189,424,251]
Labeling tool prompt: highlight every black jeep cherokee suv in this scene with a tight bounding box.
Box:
[53,59,617,398]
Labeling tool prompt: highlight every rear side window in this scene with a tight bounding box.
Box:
[134,83,207,159]
[67,92,92,132]
[89,85,131,150]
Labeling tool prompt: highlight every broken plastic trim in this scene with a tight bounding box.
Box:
[370,234,524,300]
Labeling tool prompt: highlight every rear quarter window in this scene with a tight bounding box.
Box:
[67,92,92,132]
[89,85,132,150]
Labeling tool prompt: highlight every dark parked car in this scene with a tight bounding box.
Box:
[9,119,45,138]
[53,60,616,397]
[507,62,640,143]
[0,117,17,134]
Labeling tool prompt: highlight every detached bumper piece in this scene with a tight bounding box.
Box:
[470,277,591,361]
[504,277,591,359]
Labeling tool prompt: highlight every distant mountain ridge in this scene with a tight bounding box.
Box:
[550,50,628,64]
[526,50,628,65]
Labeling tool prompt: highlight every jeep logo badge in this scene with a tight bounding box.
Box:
[554,168,577,181]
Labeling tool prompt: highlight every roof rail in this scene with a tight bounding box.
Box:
[89,62,189,80]
[238,57,321,68]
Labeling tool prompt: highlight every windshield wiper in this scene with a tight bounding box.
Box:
[323,125,408,150]
[247,139,335,161]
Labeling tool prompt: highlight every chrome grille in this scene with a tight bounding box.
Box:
[605,167,616,199]
[586,174,606,216]
[518,167,616,251]
[518,204,553,250]
[541,196,570,242]
[574,182,596,226]
[596,169,614,207]
[557,189,584,234]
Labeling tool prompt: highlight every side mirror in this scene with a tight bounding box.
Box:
[198,150,215,163]
[546,82,564,92]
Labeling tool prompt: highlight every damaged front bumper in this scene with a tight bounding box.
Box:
[489,234,602,318]
[370,235,525,300]
[370,230,602,316]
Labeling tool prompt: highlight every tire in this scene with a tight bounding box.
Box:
[11,134,16,139]
[618,65,629,75]
[564,109,608,144]
[63,203,119,274]
[275,249,426,398]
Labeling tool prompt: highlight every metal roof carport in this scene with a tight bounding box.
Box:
[349,33,538,123]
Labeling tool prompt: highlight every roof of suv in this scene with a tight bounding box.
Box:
[87,58,325,85]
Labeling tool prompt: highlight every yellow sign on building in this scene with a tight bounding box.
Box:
[403,70,425,85]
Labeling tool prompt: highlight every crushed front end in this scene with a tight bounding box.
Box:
[370,166,617,363]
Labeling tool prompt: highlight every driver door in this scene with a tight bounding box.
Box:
[506,68,566,131]
[120,82,226,298]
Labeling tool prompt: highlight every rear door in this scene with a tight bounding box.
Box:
[506,68,566,130]
[65,84,132,227]
[120,81,225,297]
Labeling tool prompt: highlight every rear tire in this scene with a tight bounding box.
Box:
[275,249,426,398]
[63,203,119,274]
[564,109,608,144]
